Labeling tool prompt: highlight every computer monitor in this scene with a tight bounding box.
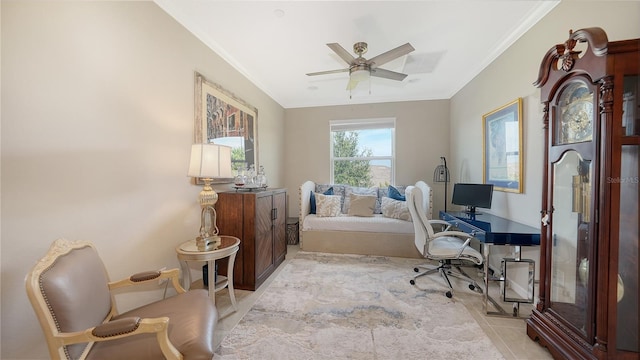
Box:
[451,183,494,214]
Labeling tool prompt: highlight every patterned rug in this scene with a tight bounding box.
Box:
[215,252,504,359]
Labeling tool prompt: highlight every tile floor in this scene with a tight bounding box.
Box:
[212,245,553,359]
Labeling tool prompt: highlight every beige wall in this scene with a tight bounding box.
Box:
[1,2,284,358]
[450,1,640,279]
[451,0,640,228]
[284,100,450,217]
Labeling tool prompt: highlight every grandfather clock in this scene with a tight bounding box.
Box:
[527,28,639,359]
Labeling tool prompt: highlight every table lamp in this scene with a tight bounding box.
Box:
[188,143,233,249]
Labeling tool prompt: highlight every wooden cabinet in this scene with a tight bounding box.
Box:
[527,28,639,359]
[215,188,287,291]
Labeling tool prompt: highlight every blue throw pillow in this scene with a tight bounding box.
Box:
[310,187,334,214]
[388,185,406,201]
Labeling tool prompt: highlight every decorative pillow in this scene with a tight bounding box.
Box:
[347,194,376,217]
[381,197,412,222]
[388,185,406,201]
[377,185,407,213]
[342,186,377,214]
[315,184,346,212]
[316,194,342,217]
[310,187,333,214]
[315,184,335,195]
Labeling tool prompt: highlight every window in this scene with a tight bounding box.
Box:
[330,118,395,187]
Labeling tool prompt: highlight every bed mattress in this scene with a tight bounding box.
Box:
[302,214,414,234]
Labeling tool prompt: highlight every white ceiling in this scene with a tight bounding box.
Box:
[154,1,559,109]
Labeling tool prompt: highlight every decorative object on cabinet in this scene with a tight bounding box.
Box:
[188,143,233,250]
[526,27,639,359]
[232,185,268,191]
[482,98,524,193]
[432,156,450,211]
[215,188,287,291]
[256,165,268,187]
[193,72,258,178]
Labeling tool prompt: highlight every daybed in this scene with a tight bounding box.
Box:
[298,180,433,258]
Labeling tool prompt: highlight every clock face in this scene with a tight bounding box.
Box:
[557,81,594,145]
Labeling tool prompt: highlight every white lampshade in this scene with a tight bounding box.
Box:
[188,143,233,179]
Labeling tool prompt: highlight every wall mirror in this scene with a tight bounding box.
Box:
[194,72,258,183]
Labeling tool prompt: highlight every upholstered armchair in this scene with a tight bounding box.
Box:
[25,238,218,360]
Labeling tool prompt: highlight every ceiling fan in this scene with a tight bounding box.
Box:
[306,42,415,90]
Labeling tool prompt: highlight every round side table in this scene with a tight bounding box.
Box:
[175,235,240,312]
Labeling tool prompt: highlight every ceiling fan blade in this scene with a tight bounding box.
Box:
[368,43,415,68]
[327,43,356,65]
[346,77,360,90]
[306,68,349,76]
[370,68,408,81]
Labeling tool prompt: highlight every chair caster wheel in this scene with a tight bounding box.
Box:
[410,279,416,285]
[414,267,419,272]
[445,291,453,298]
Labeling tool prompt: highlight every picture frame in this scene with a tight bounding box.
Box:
[482,98,523,193]
[194,72,258,183]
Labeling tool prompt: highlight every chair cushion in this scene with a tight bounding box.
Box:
[87,289,217,360]
[40,246,113,359]
[430,237,484,264]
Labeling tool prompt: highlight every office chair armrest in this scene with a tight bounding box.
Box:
[428,219,453,231]
[455,237,473,258]
[56,317,182,360]
[432,230,476,241]
[109,268,186,294]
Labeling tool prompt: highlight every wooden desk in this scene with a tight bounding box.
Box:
[175,236,240,314]
[440,211,540,317]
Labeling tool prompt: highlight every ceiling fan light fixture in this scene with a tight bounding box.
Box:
[350,68,370,82]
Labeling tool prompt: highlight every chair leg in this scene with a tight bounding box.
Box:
[411,261,483,298]
[444,265,483,293]
[409,264,440,285]
[438,267,454,298]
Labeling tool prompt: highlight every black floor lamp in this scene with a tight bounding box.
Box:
[433,157,450,212]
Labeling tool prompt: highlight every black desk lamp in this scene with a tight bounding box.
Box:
[433,156,450,212]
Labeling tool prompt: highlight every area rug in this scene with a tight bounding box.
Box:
[215,252,504,359]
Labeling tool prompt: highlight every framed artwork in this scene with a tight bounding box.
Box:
[483,98,523,193]
[194,72,258,183]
